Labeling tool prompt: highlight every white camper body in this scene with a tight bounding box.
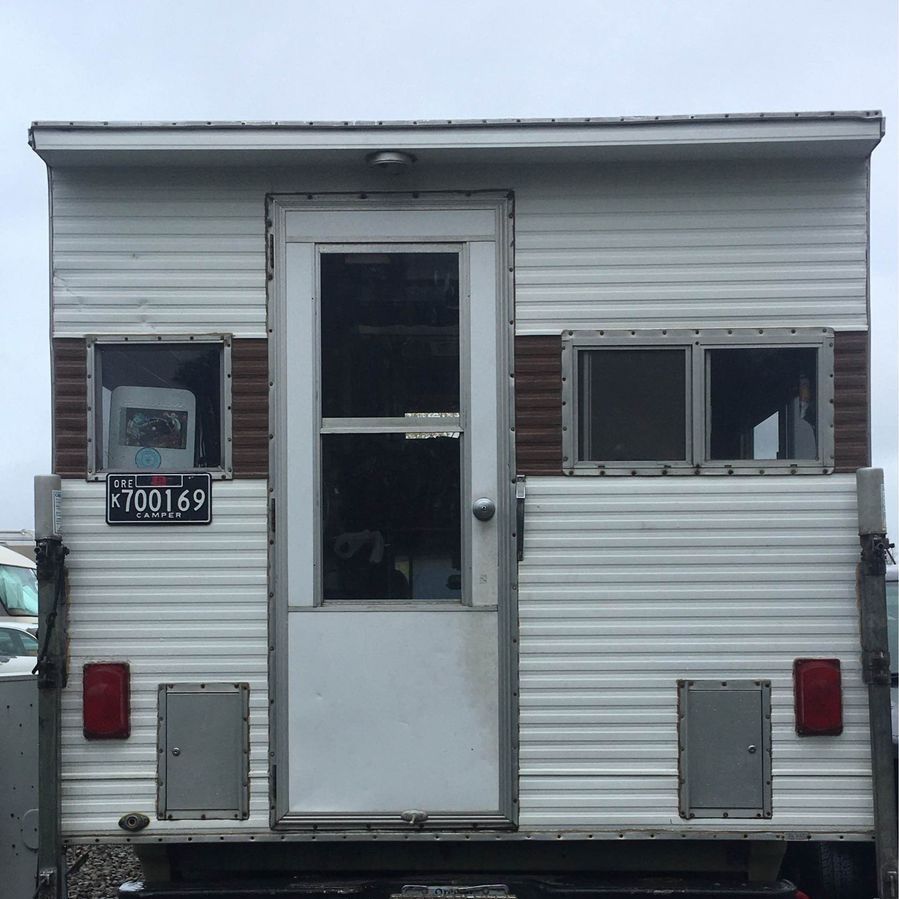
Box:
[30,113,886,891]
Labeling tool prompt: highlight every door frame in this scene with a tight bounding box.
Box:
[266,192,518,829]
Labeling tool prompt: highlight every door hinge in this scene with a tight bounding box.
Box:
[269,497,276,533]
[267,233,275,278]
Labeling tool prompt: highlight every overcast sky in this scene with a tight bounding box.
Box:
[1,0,896,537]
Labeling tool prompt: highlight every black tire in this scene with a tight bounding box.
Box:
[800,841,874,899]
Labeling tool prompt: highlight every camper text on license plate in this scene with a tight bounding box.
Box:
[106,473,212,525]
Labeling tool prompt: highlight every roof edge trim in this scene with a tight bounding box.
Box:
[29,111,885,162]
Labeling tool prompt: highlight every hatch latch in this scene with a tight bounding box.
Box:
[400,809,428,825]
[515,475,526,562]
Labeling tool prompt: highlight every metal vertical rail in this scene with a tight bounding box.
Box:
[856,468,898,899]
[34,475,68,899]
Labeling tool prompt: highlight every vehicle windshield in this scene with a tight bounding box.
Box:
[0,563,38,617]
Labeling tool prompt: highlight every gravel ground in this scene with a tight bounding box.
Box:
[66,845,143,899]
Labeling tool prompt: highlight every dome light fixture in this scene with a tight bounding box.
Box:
[365,150,416,173]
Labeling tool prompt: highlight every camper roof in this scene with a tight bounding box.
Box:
[29,110,884,167]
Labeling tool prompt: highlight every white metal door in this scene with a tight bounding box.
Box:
[271,198,512,827]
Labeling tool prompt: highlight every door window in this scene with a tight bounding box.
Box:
[319,250,463,602]
[320,253,460,418]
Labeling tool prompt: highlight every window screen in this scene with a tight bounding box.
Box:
[577,349,688,462]
[93,342,224,473]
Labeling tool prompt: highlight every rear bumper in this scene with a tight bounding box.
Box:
[119,876,799,899]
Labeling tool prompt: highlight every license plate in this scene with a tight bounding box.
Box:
[397,887,512,899]
[106,473,212,525]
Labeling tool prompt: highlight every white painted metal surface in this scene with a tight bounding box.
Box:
[284,206,497,242]
[468,240,501,608]
[287,610,499,814]
[50,158,869,338]
[284,242,316,608]
[57,480,270,836]
[517,475,872,832]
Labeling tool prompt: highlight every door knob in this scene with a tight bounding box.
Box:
[472,498,496,521]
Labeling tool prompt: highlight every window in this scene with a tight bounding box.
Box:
[318,250,463,601]
[577,348,689,463]
[707,346,818,462]
[0,563,38,617]
[0,626,38,657]
[562,329,833,474]
[88,338,230,477]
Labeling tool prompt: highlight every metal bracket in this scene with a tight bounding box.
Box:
[861,533,894,573]
[515,476,526,562]
[34,867,57,899]
[33,540,69,689]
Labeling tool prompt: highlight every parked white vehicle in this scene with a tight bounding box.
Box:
[0,619,38,676]
[0,544,38,633]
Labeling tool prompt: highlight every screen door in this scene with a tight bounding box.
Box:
[271,198,513,827]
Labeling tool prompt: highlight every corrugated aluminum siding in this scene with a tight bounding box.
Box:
[517,475,872,831]
[60,476,872,837]
[51,170,268,337]
[514,159,869,334]
[59,480,269,836]
[50,158,868,338]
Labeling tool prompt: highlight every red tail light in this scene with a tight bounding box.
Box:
[793,658,842,736]
[83,662,130,739]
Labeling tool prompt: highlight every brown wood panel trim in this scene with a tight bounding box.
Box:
[515,335,563,475]
[231,338,269,478]
[52,337,270,480]
[833,330,869,473]
[52,338,88,478]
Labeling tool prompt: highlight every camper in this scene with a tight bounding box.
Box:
[28,113,895,898]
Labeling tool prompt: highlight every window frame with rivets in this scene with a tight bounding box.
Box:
[561,328,835,476]
[86,335,233,480]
